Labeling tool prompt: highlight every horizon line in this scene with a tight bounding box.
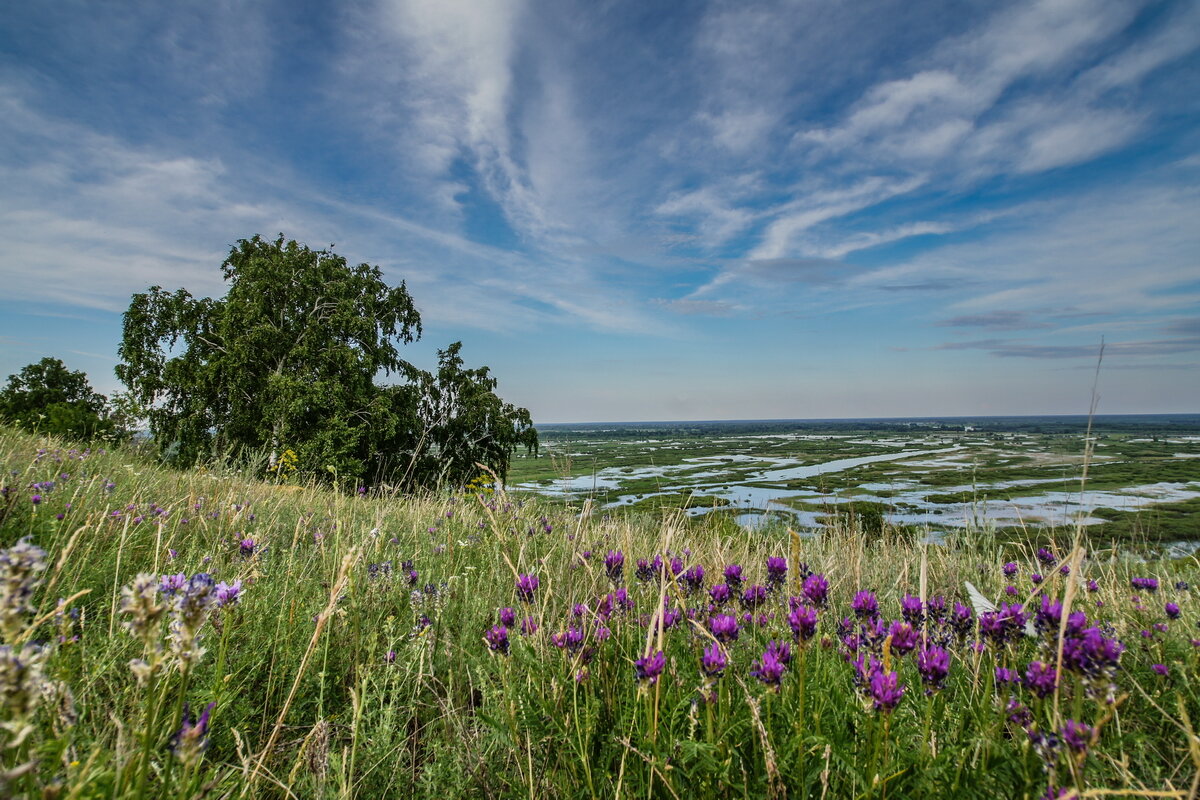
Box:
[534,412,1200,426]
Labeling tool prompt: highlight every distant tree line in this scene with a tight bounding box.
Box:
[0,357,128,441]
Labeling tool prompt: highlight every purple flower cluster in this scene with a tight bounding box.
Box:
[751,643,788,689]
[515,573,539,604]
[635,650,666,684]
[802,573,829,607]
[900,594,924,625]
[709,613,740,643]
[787,604,818,641]
[1131,577,1159,593]
[682,565,706,594]
[701,642,727,678]
[765,556,787,588]
[485,624,510,654]
[604,551,625,582]
[851,591,879,619]
[916,645,950,691]
[723,564,745,590]
[869,670,904,712]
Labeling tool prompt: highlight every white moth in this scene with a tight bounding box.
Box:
[964,580,1036,636]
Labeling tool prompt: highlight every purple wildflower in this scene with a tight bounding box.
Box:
[766,639,792,664]
[172,701,216,767]
[751,647,787,689]
[766,556,787,587]
[1131,577,1159,593]
[950,602,974,637]
[802,573,829,607]
[614,587,633,610]
[995,666,1019,685]
[515,573,539,603]
[1024,661,1058,698]
[851,591,879,619]
[1152,663,1169,676]
[788,604,818,641]
[520,616,538,636]
[1061,627,1124,679]
[888,620,919,656]
[916,645,950,690]
[682,564,706,594]
[1165,602,1181,620]
[723,564,744,589]
[1037,548,1056,566]
[709,583,731,605]
[485,625,510,654]
[1061,720,1093,753]
[499,607,517,628]
[869,670,904,712]
[551,628,585,652]
[160,573,188,596]
[1035,596,1063,634]
[900,594,924,625]
[708,613,740,643]
[604,551,625,582]
[635,650,666,684]
[662,606,683,630]
[1003,562,1018,577]
[701,642,727,678]
[214,580,242,608]
[741,584,768,609]
[635,558,656,582]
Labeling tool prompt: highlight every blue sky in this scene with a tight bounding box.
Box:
[1,0,1198,423]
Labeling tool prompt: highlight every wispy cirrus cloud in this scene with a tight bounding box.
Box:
[935,337,1200,359]
[939,311,1053,331]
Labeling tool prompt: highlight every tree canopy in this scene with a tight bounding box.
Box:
[0,357,115,440]
[116,234,537,489]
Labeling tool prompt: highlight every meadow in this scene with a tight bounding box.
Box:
[1,422,1198,799]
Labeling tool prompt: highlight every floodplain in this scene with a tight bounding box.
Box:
[509,414,1200,549]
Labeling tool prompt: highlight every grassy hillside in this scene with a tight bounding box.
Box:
[0,424,1197,798]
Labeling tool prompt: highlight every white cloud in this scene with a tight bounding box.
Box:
[0,87,671,338]
[860,181,1200,318]
[749,175,927,260]
[654,185,756,248]
[796,0,1149,174]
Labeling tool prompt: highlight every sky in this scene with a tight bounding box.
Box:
[1,0,1198,423]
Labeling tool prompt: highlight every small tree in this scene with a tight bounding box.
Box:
[0,357,115,440]
[399,342,538,488]
[117,234,537,488]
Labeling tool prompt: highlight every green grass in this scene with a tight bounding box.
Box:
[1,424,1198,798]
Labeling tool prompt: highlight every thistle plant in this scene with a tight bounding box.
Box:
[119,572,168,683]
[0,539,47,643]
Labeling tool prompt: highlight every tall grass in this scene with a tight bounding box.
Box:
[0,424,1197,798]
